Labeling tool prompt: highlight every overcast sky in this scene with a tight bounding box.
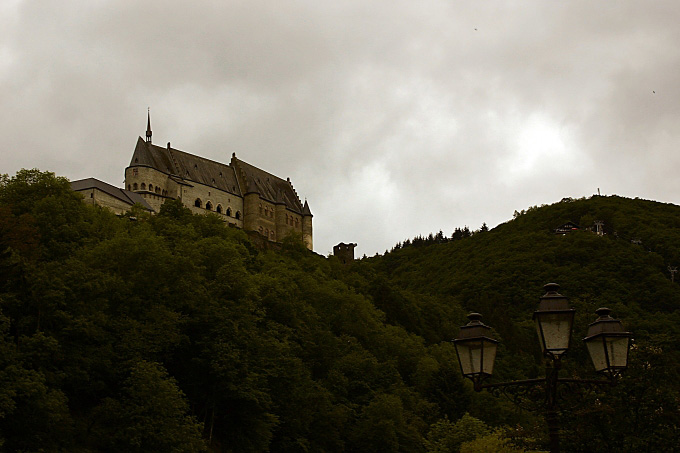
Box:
[2,1,679,256]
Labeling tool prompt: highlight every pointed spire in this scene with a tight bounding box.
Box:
[146,108,152,143]
[302,199,312,216]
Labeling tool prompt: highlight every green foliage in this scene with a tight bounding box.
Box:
[1,170,680,451]
[425,413,491,453]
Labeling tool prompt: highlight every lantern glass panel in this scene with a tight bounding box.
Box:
[605,336,630,369]
[455,341,478,376]
[482,340,497,375]
[535,312,573,354]
[586,338,608,372]
[455,339,497,376]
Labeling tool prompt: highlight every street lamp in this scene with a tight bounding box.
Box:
[453,283,632,453]
[452,313,498,388]
[533,283,575,358]
[583,307,632,378]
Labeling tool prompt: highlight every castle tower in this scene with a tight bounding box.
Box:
[302,200,313,250]
[333,242,356,264]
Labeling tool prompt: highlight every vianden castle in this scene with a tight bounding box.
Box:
[72,113,313,250]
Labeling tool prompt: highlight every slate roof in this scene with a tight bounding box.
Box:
[232,157,304,213]
[128,137,309,215]
[71,178,153,211]
[129,137,241,196]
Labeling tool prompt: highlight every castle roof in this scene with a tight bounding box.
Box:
[71,177,153,211]
[129,137,241,196]
[129,137,308,215]
[231,156,304,213]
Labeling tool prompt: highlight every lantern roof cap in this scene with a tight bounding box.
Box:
[533,282,575,319]
[454,313,498,342]
[584,308,632,340]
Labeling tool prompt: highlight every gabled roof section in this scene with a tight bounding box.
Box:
[71,178,153,211]
[231,156,303,213]
[129,137,175,172]
[128,138,241,196]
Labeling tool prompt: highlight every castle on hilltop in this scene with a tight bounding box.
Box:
[73,113,313,250]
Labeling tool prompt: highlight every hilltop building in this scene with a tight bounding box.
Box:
[333,242,357,264]
[71,178,153,215]
[74,113,313,250]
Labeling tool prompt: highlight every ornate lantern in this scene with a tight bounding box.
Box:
[533,283,575,358]
[454,313,498,386]
[583,308,632,377]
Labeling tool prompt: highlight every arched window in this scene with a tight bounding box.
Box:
[295,218,299,227]
[235,211,241,220]
[148,184,153,192]
[265,228,269,237]
[155,187,160,194]
[141,183,146,190]
[226,207,232,217]
[195,198,202,208]
[133,183,138,190]
[216,204,222,214]
[259,204,263,214]
[270,231,275,239]
[127,184,131,191]
[206,201,213,211]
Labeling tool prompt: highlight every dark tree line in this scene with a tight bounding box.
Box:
[1,169,678,452]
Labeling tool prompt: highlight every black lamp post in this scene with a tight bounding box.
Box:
[453,283,632,453]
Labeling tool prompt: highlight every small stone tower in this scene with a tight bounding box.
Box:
[333,242,357,265]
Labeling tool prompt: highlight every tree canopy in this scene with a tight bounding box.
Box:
[1,170,678,452]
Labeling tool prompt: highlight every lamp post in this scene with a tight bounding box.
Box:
[453,283,632,453]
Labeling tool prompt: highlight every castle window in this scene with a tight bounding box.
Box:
[216,204,222,214]
[295,218,299,227]
[195,198,202,208]
[265,228,269,236]
[212,179,215,184]
[133,168,138,176]
[134,158,138,163]
[259,204,263,214]
[226,207,232,217]
[259,226,263,234]
[155,187,160,194]
[141,183,146,190]
[133,183,138,190]
[206,201,213,211]
[148,184,153,192]
[235,211,241,220]
[270,231,275,239]
[127,184,131,191]
[194,164,198,169]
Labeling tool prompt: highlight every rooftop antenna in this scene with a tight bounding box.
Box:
[597,188,601,196]
[146,108,152,143]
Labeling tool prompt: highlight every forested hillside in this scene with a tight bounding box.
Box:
[1,170,678,452]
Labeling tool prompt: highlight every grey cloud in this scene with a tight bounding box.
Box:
[2,0,679,255]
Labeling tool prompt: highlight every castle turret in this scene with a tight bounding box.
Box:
[302,200,313,250]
